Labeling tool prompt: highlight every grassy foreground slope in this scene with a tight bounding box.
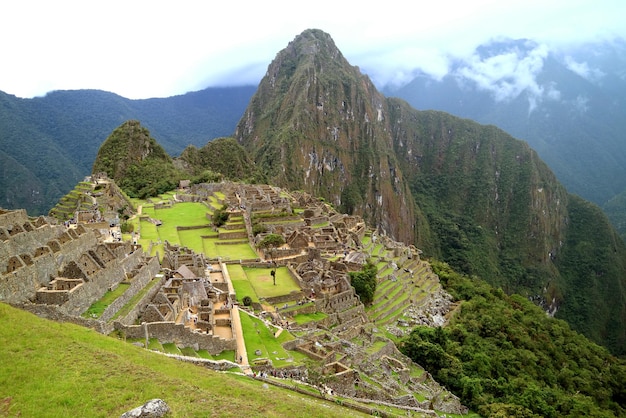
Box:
[0,303,365,418]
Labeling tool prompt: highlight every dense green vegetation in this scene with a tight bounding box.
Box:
[556,195,626,353]
[211,204,230,227]
[386,101,626,356]
[401,261,626,417]
[348,261,377,305]
[178,137,265,183]
[92,120,183,198]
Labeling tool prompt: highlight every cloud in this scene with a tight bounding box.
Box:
[1,0,626,99]
[452,43,561,113]
[564,57,605,83]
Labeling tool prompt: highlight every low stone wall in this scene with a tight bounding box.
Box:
[254,376,396,418]
[266,291,305,306]
[266,248,302,259]
[14,302,113,335]
[281,303,317,317]
[218,230,247,240]
[176,225,207,232]
[116,321,236,355]
[161,353,238,372]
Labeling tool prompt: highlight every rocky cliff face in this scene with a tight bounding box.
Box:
[235,29,626,354]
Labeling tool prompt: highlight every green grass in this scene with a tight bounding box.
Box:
[213,350,236,362]
[214,242,258,260]
[0,303,367,417]
[82,283,130,318]
[231,279,260,304]
[225,263,246,280]
[292,312,328,325]
[162,342,182,355]
[243,267,301,298]
[147,337,163,351]
[196,349,212,359]
[239,310,306,368]
[177,227,212,254]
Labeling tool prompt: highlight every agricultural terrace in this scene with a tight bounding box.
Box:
[127,200,256,260]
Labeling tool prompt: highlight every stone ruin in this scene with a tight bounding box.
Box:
[0,180,467,415]
[0,207,160,322]
[116,243,237,356]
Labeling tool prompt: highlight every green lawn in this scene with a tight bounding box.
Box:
[178,227,213,254]
[239,310,306,368]
[214,242,258,260]
[225,264,246,280]
[243,267,301,298]
[292,312,328,325]
[231,279,260,304]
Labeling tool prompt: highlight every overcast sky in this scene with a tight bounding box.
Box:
[2,0,625,99]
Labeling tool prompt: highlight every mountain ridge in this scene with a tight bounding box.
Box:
[0,86,255,214]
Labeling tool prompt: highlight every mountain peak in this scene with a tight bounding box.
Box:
[236,29,415,244]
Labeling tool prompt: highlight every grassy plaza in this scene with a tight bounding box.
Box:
[126,199,258,260]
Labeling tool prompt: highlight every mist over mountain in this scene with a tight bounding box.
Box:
[383,38,626,237]
[0,86,255,215]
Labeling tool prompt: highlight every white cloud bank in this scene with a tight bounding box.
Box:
[1,0,625,99]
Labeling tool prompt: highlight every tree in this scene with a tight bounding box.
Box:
[349,261,377,305]
[257,233,285,264]
[257,233,285,249]
[212,205,229,227]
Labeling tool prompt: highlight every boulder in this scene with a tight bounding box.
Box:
[120,399,170,418]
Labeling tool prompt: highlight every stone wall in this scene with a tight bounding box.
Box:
[115,273,168,326]
[116,321,236,355]
[59,250,145,316]
[99,257,161,322]
[15,302,113,334]
[265,291,305,306]
[218,230,247,240]
[0,208,30,227]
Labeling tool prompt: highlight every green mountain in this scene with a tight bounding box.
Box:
[91,122,264,197]
[235,29,417,245]
[176,137,264,183]
[383,39,626,239]
[235,29,626,355]
[91,120,182,199]
[0,86,255,215]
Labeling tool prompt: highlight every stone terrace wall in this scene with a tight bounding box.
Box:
[59,250,145,316]
[99,256,161,322]
[15,302,113,335]
[1,223,102,304]
[115,273,168,326]
[1,256,59,304]
[0,208,29,227]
